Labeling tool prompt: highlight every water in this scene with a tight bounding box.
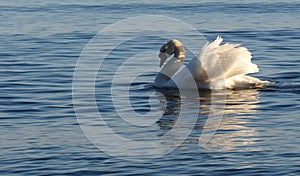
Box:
[1,0,300,175]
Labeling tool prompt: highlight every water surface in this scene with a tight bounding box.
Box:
[1,0,300,175]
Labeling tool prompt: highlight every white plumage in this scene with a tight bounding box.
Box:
[154,36,270,89]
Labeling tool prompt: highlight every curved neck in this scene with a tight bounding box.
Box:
[154,57,183,87]
[173,42,185,62]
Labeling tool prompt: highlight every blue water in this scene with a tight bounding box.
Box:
[1,0,300,175]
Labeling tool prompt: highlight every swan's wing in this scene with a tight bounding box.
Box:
[197,36,259,82]
[216,43,258,78]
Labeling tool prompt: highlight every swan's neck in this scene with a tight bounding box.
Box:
[173,41,185,62]
[154,57,183,87]
[154,39,186,87]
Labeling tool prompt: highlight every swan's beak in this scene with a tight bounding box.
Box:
[159,52,170,67]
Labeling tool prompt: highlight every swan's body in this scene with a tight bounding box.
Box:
[154,36,270,89]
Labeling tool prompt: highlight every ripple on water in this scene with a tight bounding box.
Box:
[1,1,300,175]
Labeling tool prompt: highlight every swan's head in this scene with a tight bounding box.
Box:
[159,39,186,67]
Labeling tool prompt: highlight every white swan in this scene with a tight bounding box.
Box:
[154,36,270,89]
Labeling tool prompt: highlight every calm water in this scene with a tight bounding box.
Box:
[1,0,300,175]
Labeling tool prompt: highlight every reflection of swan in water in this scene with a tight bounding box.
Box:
[155,37,270,89]
[156,88,261,151]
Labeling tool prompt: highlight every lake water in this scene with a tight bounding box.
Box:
[1,0,300,175]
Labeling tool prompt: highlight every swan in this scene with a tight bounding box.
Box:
[154,36,270,89]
